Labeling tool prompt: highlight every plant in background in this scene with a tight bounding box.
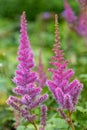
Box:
[76,0,87,37]
[62,0,87,46]
[62,0,77,24]
[6,12,48,130]
[47,14,83,130]
[37,50,47,88]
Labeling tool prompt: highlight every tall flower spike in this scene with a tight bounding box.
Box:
[76,0,87,37]
[50,15,68,74]
[37,50,47,88]
[47,14,83,112]
[54,15,63,62]
[78,0,87,13]
[53,14,64,63]
[63,0,87,40]
[62,0,77,23]
[6,12,48,125]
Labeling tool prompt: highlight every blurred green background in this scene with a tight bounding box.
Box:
[0,0,87,130]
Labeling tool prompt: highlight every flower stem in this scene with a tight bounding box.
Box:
[68,110,75,130]
[48,107,75,130]
[31,121,38,130]
[29,110,38,130]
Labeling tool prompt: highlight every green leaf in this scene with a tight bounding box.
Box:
[27,124,35,130]
[46,124,56,130]
[47,115,68,129]
[54,118,68,129]
[76,106,87,113]
[17,125,26,130]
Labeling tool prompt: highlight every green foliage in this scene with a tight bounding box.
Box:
[0,0,79,20]
[47,116,69,129]
[17,117,69,130]
[73,106,87,129]
[17,126,26,130]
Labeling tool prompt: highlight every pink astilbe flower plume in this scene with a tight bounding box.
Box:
[47,14,83,112]
[76,0,87,37]
[50,14,68,69]
[63,0,87,44]
[62,0,77,24]
[37,50,47,88]
[6,12,48,126]
[78,0,87,12]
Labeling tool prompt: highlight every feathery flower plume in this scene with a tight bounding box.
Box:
[63,0,87,39]
[6,12,48,127]
[78,0,87,12]
[76,2,87,37]
[62,0,77,23]
[37,50,47,88]
[47,14,83,111]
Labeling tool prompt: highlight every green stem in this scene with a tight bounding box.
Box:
[68,110,75,130]
[32,121,38,130]
[29,110,38,130]
[48,107,75,130]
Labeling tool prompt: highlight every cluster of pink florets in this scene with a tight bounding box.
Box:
[47,15,83,111]
[7,12,48,126]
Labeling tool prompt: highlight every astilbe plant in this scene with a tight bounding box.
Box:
[62,0,77,24]
[37,50,47,88]
[63,0,87,45]
[76,0,87,37]
[47,15,83,130]
[6,12,48,130]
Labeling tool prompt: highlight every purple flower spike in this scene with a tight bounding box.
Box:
[78,0,87,11]
[47,14,83,111]
[76,1,87,38]
[76,14,87,37]
[63,0,77,23]
[63,0,87,39]
[37,50,47,88]
[6,11,48,123]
